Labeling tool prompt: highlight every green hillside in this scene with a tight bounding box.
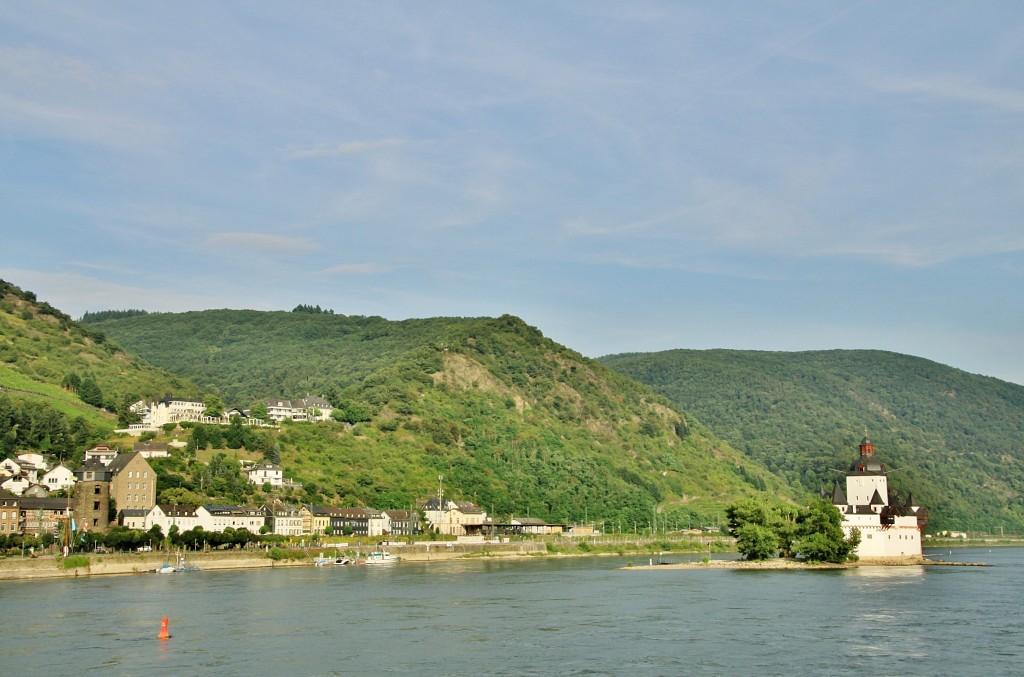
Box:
[0,278,201,462]
[85,309,790,525]
[599,349,1024,533]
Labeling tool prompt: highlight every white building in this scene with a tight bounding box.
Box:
[150,397,207,428]
[264,396,334,422]
[133,441,171,459]
[147,504,200,534]
[40,465,76,493]
[247,462,283,487]
[16,453,50,473]
[84,445,118,466]
[196,505,267,533]
[829,437,928,559]
[0,474,30,496]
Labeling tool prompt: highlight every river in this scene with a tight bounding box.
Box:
[1,547,1021,676]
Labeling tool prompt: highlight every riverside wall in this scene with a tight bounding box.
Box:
[0,541,549,581]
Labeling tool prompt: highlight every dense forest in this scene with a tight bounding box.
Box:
[600,349,1024,532]
[76,305,791,525]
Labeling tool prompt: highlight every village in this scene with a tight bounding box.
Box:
[1,396,929,562]
[0,395,602,554]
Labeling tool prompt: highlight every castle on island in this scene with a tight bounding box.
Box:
[828,437,928,558]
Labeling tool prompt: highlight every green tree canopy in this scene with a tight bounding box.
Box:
[727,496,859,563]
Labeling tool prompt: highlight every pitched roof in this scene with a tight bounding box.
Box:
[157,503,198,516]
[133,441,169,451]
[107,452,147,474]
[830,481,847,505]
[19,497,72,510]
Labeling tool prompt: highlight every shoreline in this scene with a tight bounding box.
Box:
[623,556,991,571]
[0,541,551,581]
[1,541,1004,581]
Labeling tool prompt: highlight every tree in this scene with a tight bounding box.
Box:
[117,394,141,427]
[727,497,786,560]
[203,395,225,418]
[61,372,82,393]
[78,376,104,408]
[727,496,861,563]
[250,401,269,421]
[734,522,779,561]
[793,498,860,563]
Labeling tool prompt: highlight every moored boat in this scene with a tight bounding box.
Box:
[363,550,400,565]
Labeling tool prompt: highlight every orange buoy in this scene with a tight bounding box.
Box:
[157,617,171,640]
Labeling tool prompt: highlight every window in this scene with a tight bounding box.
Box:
[94,486,101,495]
[93,501,100,510]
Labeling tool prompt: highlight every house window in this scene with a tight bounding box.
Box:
[94,486,101,495]
[93,501,100,510]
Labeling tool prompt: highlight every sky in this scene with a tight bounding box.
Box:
[1,2,1022,385]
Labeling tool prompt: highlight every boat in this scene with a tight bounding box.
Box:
[155,552,199,573]
[363,550,400,565]
[313,553,353,566]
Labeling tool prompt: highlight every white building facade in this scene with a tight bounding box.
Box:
[830,438,928,559]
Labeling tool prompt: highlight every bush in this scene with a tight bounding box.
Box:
[266,547,306,561]
[61,555,90,569]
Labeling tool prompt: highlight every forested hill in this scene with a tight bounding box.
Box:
[599,349,1024,532]
[0,279,200,462]
[83,309,792,524]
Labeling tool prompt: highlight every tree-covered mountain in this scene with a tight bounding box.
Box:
[83,309,789,526]
[599,349,1024,533]
[0,279,200,462]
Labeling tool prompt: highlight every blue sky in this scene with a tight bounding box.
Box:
[2,2,1022,384]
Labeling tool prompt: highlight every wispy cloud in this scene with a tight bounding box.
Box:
[282,138,415,160]
[203,232,315,255]
[318,262,393,276]
[874,75,1024,113]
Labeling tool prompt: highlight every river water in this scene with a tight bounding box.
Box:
[1,547,1021,676]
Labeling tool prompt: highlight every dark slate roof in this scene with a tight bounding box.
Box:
[203,504,244,515]
[19,497,72,510]
[869,489,887,506]
[158,503,198,516]
[830,481,847,505]
[133,441,169,451]
[119,509,149,517]
[107,452,145,474]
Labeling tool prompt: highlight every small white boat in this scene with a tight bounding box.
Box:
[314,554,353,566]
[155,552,198,573]
[363,550,400,565]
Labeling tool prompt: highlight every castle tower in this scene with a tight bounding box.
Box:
[73,459,112,532]
[832,436,926,558]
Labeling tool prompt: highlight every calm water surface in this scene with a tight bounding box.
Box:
[2,547,1021,676]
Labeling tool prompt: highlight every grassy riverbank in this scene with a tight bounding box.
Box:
[0,535,732,581]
